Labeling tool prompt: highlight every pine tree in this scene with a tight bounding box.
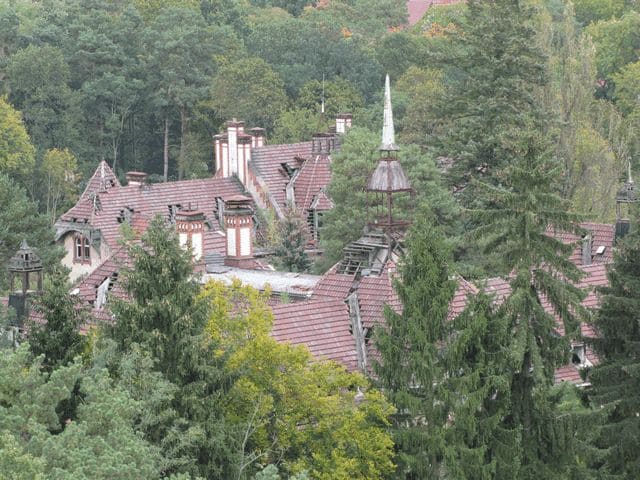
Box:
[374,216,457,479]
[28,265,87,371]
[107,215,239,479]
[587,217,640,478]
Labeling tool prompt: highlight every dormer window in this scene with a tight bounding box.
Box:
[74,234,91,263]
[571,343,591,368]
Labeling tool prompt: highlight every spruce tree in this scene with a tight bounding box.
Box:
[28,265,87,371]
[374,216,457,479]
[429,0,548,202]
[587,217,640,478]
[107,215,238,479]
[466,130,586,478]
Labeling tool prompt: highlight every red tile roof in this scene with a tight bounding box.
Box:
[80,160,120,199]
[357,265,401,329]
[547,222,615,266]
[554,364,585,384]
[448,277,479,320]
[292,154,332,214]
[271,298,358,371]
[250,142,313,209]
[76,248,129,305]
[59,171,244,250]
[312,270,356,300]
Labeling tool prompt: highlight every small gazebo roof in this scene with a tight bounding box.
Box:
[8,240,43,272]
[367,159,412,192]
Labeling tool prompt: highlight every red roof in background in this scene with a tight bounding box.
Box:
[250,142,313,209]
[554,363,584,384]
[406,0,464,26]
[60,169,244,250]
[292,154,333,214]
[271,298,358,371]
[448,278,479,320]
[548,222,615,266]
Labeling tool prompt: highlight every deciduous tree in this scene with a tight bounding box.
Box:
[201,280,395,479]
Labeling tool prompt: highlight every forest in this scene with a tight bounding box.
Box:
[1,0,640,478]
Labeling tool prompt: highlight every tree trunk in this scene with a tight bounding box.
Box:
[179,106,187,180]
[163,117,169,182]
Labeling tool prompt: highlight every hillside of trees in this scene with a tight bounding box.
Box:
[2,0,640,478]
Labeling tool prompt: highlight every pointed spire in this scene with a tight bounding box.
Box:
[628,161,634,184]
[380,74,399,152]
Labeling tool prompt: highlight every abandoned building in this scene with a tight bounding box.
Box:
[33,75,634,388]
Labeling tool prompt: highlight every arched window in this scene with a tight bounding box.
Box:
[74,234,91,263]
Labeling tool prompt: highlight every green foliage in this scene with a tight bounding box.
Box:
[570,126,623,221]
[201,280,395,479]
[539,2,627,222]
[0,173,61,292]
[28,265,87,371]
[209,57,288,132]
[395,66,445,146]
[296,78,363,117]
[272,107,331,144]
[134,0,200,20]
[429,0,549,197]
[143,7,219,179]
[6,44,81,161]
[374,216,456,478]
[573,0,627,25]
[586,217,640,477]
[108,215,238,478]
[0,96,35,180]
[0,344,161,479]
[469,129,587,476]
[612,59,640,114]
[585,11,640,79]
[274,206,311,273]
[40,148,79,223]
[245,14,382,99]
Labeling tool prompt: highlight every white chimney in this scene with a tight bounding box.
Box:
[224,195,254,267]
[227,120,240,177]
[176,208,205,262]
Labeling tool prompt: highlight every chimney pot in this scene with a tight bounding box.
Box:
[125,171,147,186]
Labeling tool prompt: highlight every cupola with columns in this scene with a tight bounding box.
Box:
[366,74,412,235]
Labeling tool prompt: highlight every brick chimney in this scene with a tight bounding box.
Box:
[336,113,352,134]
[250,127,266,148]
[311,132,335,155]
[176,208,205,261]
[224,195,254,267]
[581,234,592,266]
[125,171,148,186]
